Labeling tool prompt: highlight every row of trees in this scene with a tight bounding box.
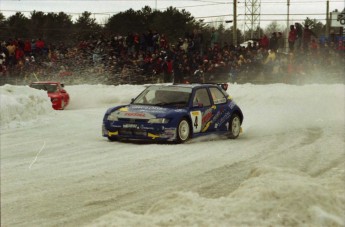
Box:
[0,6,328,47]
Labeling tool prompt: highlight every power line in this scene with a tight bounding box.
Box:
[0,2,231,14]
[245,0,344,2]
[1,0,343,26]
[1,9,335,17]
[1,0,343,2]
[1,0,343,13]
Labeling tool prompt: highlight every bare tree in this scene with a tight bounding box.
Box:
[264,21,285,36]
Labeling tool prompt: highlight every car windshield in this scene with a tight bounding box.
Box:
[133,86,192,108]
[30,83,58,93]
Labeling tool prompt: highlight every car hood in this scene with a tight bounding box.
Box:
[112,104,188,119]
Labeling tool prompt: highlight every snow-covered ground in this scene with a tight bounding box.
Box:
[1,82,344,227]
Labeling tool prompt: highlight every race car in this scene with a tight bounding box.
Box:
[29,81,70,110]
[102,83,243,143]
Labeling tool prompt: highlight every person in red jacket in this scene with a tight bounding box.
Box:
[35,38,45,55]
[159,34,168,50]
[302,25,316,52]
[288,25,297,52]
[15,47,25,66]
[162,56,173,82]
[259,35,269,50]
[23,39,32,56]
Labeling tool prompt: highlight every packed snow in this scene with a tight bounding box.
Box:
[1,82,344,227]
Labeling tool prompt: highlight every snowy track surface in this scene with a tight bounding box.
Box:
[1,83,344,226]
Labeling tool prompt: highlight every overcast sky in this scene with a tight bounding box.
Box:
[1,0,344,28]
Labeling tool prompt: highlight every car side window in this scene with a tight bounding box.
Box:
[193,88,211,107]
[209,87,227,104]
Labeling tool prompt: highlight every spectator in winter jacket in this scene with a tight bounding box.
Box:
[159,34,168,50]
[24,39,32,56]
[6,42,16,66]
[35,38,45,55]
[145,30,154,53]
[269,33,279,52]
[263,49,276,74]
[259,35,270,50]
[173,55,184,83]
[294,22,303,50]
[288,25,297,52]
[302,25,317,52]
[15,47,25,64]
[162,56,173,82]
[277,32,285,53]
[31,39,36,55]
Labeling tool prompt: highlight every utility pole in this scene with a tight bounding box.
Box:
[285,0,290,53]
[233,0,237,46]
[326,0,330,39]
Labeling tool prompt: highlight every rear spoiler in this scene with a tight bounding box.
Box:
[173,82,229,91]
[203,82,229,91]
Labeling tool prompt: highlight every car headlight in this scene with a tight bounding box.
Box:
[148,118,170,124]
[107,112,118,121]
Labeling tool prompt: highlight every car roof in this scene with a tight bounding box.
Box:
[30,81,61,84]
[151,83,223,89]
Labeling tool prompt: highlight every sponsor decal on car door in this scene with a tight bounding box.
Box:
[190,106,216,133]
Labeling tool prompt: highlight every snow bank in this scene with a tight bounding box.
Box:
[2,83,344,134]
[0,84,53,129]
[231,83,345,135]
[87,166,345,227]
[0,84,146,128]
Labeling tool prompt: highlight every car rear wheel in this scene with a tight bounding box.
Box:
[228,113,241,139]
[176,118,191,143]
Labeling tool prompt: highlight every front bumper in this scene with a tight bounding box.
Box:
[102,121,177,141]
[51,99,62,110]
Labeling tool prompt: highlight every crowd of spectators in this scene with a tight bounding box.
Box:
[1,25,344,85]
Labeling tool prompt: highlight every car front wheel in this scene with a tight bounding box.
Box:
[176,118,191,143]
[228,113,241,139]
[107,136,117,142]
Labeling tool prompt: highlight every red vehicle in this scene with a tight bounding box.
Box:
[29,81,70,110]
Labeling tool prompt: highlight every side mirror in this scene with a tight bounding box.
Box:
[221,83,228,91]
[131,98,135,103]
[61,84,65,88]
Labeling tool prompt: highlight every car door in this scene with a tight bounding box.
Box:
[190,87,214,134]
[59,84,69,106]
[208,86,230,131]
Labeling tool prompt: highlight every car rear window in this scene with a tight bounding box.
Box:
[30,84,58,93]
[209,87,227,104]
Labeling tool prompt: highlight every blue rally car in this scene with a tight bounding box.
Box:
[102,83,243,143]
